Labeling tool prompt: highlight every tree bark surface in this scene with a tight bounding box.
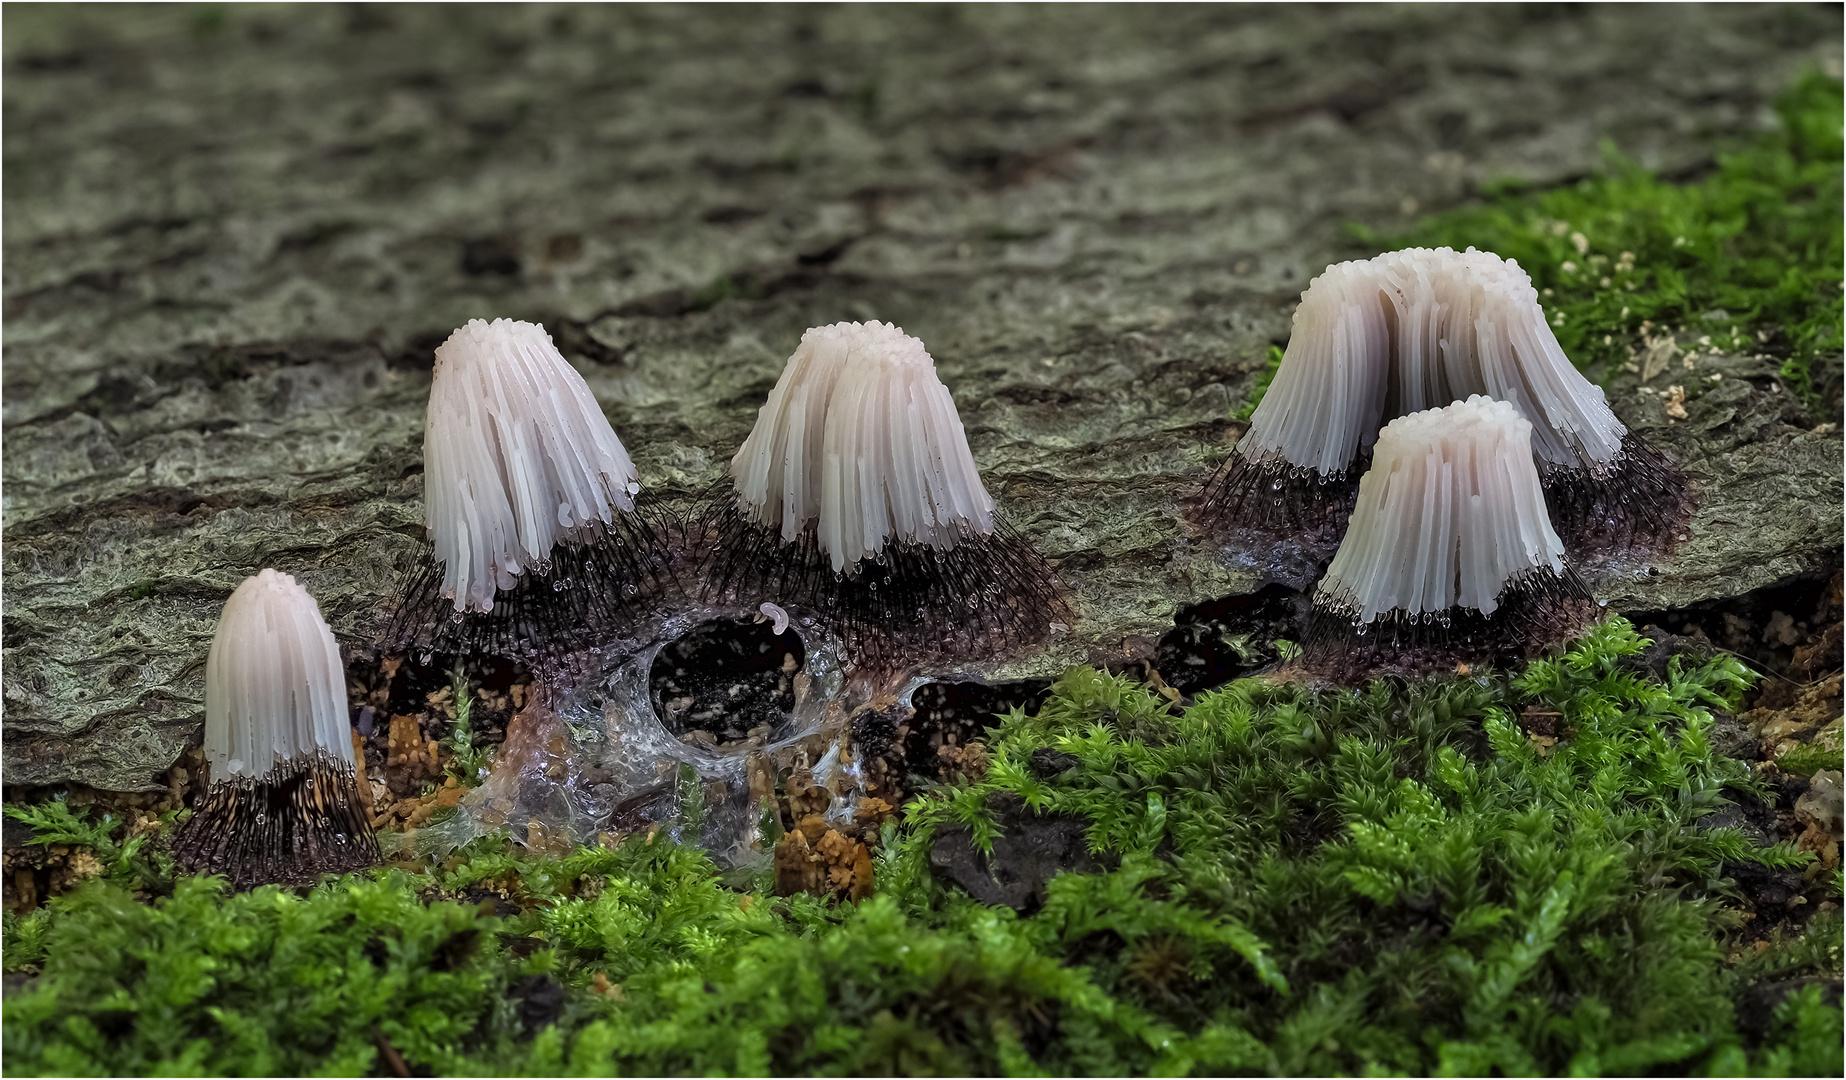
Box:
[4,5,1841,790]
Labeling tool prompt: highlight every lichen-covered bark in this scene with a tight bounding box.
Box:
[5,4,1841,790]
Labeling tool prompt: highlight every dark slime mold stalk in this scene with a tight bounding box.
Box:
[1302,566,1598,682]
[698,494,1066,675]
[386,499,682,665]
[173,755,379,891]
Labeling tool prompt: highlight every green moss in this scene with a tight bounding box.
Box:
[4,618,1838,1076]
[2,799,176,896]
[1775,741,1844,780]
[1352,71,1843,414]
[3,875,520,1075]
[1232,345,1284,423]
[440,662,492,788]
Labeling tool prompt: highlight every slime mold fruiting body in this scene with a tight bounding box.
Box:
[1302,397,1597,680]
[173,569,378,888]
[702,321,1064,673]
[1202,247,1689,553]
[389,318,674,663]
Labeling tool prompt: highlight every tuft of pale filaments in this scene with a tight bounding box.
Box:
[174,570,377,888]
[707,321,1061,672]
[731,322,857,544]
[731,321,995,572]
[1241,246,1623,476]
[424,318,640,613]
[1305,397,1593,678]
[204,569,354,779]
[1201,247,1686,550]
[1315,397,1565,621]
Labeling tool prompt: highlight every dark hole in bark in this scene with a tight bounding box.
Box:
[648,618,805,749]
[1154,583,1310,697]
[1622,566,1841,684]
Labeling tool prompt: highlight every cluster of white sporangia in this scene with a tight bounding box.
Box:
[1314,396,1567,623]
[423,318,641,612]
[731,321,996,573]
[1239,246,1625,477]
[203,569,355,781]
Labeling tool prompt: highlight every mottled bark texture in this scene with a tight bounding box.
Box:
[4,5,1841,790]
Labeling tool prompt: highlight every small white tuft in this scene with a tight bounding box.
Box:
[731,321,995,573]
[424,318,639,612]
[204,569,353,780]
[1242,247,1624,475]
[1316,396,1567,622]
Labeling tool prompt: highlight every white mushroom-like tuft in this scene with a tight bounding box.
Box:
[707,320,1063,672]
[1314,396,1566,623]
[731,321,995,573]
[204,569,355,779]
[175,569,378,888]
[1204,246,1688,553]
[424,318,640,612]
[1302,396,1595,680]
[1243,247,1624,477]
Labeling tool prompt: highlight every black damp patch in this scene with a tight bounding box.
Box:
[1154,583,1310,697]
[172,758,379,891]
[928,800,1112,913]
[853,679,1050,803]
[1028,748,1081,778]
[1735,978,1845,1048]
[1543,435,1694,560]
[648,617,804,750]
[904,679,1051,774]
[461,234,522,277]
[1194,449,1362,555]
[694,490,1067,675]
[384,501,681,667]
[508,975,565,1036]
[1622,567,1841,683]
[1301,567,1598,683]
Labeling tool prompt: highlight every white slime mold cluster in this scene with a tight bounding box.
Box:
[1314,396,1567,622]
[1241,246,1625,477]
[730,321,995,572]
[204,568,354,779]
[424,317,640,613]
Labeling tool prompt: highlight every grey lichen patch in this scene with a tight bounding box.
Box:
[4,5,1841,789]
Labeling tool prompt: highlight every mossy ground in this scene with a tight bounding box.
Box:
[3,618,1840,1077]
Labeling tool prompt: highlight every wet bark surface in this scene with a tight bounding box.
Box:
[4,4,1841,790]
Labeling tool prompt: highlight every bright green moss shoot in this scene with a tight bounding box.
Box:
[3,617,1839,1077]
